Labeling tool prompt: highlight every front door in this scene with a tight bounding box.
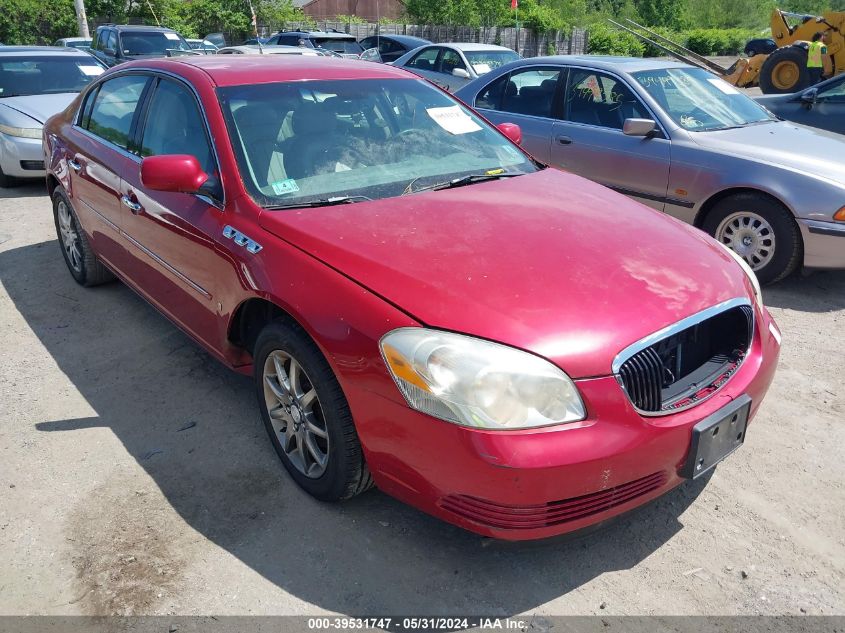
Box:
[118,76,230,350]
[551,68,671,212]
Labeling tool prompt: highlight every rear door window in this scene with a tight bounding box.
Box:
[84,75,148,149]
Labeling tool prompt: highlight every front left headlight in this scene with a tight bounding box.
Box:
[0,123,42,139]
[716,240,763,308]
[380,328,586,430]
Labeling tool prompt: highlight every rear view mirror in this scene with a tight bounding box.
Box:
[497,122,522,145]
[141,155,208,194]
[623,118,657,137]
[452,68,471,79]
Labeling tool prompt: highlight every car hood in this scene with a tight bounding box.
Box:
[690,121,845,185]
[0,93,77,125]
[258,169,750,378]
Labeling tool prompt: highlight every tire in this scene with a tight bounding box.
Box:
[52,186,115,286]
[702,193,802,285]
[759,46,810,94]
[0,164,17,188]
[253,320,373,501]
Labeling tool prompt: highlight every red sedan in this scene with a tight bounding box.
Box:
[43,56,781,540]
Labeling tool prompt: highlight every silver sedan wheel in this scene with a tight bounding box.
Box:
[57,200,82,273]
[715,211,776,271]
[263,350,329,479]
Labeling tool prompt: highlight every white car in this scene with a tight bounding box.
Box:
[0,46,105,186]
[216,45,320,56]
[390,43,520,92]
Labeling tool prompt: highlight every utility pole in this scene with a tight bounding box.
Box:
[73,0,90,38]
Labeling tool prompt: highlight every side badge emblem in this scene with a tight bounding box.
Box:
[223,225,262,254]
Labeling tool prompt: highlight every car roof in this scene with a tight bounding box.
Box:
[100,24,179,32]
[364,34,430,45]
[505,55,691,72]
[0,46,94,56]
[143,55,414,86]
[439,42,515,52]
[217,45,319,55]
[57,37,91,42]
[275,30,356,40]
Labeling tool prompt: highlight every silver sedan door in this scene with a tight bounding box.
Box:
[551,68,671,211]
[470,66,564,164]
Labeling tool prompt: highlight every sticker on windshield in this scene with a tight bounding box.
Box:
[472,63,492,75]
[426,106,482,135]
[707,78,740,95]
[77,65,104,76]
[271,179,300,196]
[164,32,181,41]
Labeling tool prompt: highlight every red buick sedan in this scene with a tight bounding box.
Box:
[43,56,781,540]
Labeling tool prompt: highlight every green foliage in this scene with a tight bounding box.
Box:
[635,0,685,28]
[587,21,646,55]
[0,0,77,44]
[334,13,367,23]
[684,28,758,54]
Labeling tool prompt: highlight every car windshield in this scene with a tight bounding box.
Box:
[0,56,104,97]
[219,78,536,208]
[464,50,520,75]
[633,67,776,131]
[312,38,364,54]
[121,31,191,56]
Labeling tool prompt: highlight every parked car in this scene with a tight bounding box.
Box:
[755,73,845,135]
[0,46,105,186]
[216,45,320,56]
[744,38,777,57]
[266,29,364,58]
[186,38,218,54]
[242,37,270,46]
[89,24,196,67]
[455,56,845,284]
[44,55,780,540]
[358,34,431,63]
[53,37,93,50]
[392,43,520,92]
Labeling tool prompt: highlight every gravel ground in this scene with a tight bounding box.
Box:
[0,181,843,617]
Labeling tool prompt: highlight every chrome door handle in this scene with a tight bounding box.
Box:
[68,159,81,171]
[556,135,573,145]
[121,195,142,214]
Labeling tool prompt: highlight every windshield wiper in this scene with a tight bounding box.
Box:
[264,195,371,211]
[406,172,521,195]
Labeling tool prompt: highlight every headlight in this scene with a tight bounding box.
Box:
[380,328,585,429]
[716,240,762,307]
[0,124,42,139]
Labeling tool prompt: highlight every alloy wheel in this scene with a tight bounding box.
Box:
[715,211,776,271]
[57,200,82,273]
[263,350,330,478]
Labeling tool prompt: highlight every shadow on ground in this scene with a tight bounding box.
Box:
[763,269,845,313]
[0,181,46,200]
[5,239,728,615]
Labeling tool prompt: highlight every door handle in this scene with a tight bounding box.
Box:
[68,159,81,172]
[121,195,142,214]
[556,135,573,145]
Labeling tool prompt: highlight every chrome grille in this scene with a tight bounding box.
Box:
[615,300,754,415]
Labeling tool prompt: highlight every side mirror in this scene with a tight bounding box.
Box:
[801,88,818,106]
[497,122,522,145]
[623,118,657,137]
[103,47,116,56]
[360,47,382,62]
[452,67,471,79]
[141,155,208,194]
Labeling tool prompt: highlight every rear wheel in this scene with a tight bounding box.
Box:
[759,46,810,94]
[52,187,114,286]
[253,320,373,501]
[703,193,801,285]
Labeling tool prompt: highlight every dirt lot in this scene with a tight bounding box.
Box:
[0,181,843,617]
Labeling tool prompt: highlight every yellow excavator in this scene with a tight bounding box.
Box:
[610,10,844,94]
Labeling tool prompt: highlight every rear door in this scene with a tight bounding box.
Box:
[117,75,231,350]
[551,67,671,211]
[66,73,150,271]
[470,65,564,164]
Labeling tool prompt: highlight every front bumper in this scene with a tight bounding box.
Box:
[350,306,781,540]
[798,218,845,269]
[0,132,45,179]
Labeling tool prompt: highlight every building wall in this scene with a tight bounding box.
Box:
[300,0,406,22]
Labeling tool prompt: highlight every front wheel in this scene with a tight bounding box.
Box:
[702,193,801,285]
[253,321,373,501]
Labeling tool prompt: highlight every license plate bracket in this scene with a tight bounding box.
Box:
[679,395,751,479]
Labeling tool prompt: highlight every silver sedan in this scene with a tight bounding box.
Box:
[455,56,845,284]
[391,43,520,92]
